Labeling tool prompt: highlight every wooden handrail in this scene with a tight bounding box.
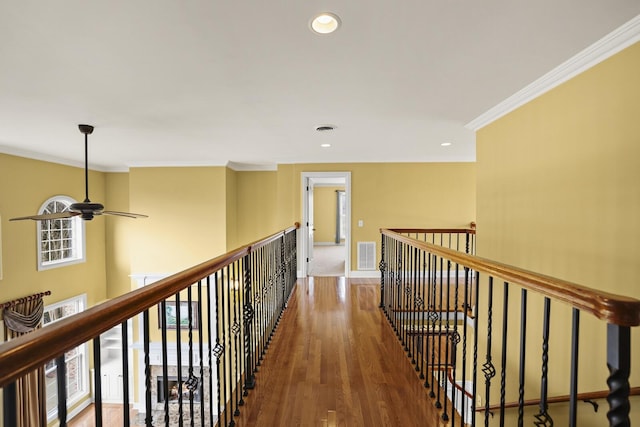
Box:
[0,224,299,387]
[476,387,640,412]
[390,228,476,235]
[381,228,640,326]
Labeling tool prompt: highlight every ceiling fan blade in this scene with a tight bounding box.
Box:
[10,212,80,221]
[102,210,149,219]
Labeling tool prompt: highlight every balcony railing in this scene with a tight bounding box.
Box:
[0,224,298,426]
[380,227,640,427]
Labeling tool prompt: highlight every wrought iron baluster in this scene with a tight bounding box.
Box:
[380,235,386,310]
[435,254,445,410]
[160,300,170,426]
[143,309,153,427]
[569,308,580,427]
[175,293,184,425]
[461,266,470,426]
[121,320,130,426]
[211,273,224,427]
[471,271,480,427]
[93,336,103,427]
[197,281,205,425]
[243,253,256,391]
[451,262,461,427]
[232,262,242,417]
[518,289,528,427]
[187,286,195,426]
[56,354,68,426]
[442,259,452,422]
[3,381,17,427]
[483,277,496,427]
[419,248,427,381]
[225,266,236,427]
[534,297,553,427]
[606,324,631,426]
[206,276,215,427]
[499,282,509,425]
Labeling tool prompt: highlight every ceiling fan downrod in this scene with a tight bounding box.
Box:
[78,124,94,203]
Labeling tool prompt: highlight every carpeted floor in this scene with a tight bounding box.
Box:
[309,244,345,276]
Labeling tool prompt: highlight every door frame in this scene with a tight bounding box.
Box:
[300,171,351,277]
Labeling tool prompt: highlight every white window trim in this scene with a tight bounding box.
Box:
[36,195,86,271]
[43,294,89,422]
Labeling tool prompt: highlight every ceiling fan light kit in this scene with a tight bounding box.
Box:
[10,125,148,222]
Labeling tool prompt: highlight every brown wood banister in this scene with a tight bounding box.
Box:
[390,228,476,235]
[381,228,640,327]
[0,224,299,388]
[476,387,640,412]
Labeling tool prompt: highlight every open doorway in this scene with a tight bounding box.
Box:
[301,172,351,277]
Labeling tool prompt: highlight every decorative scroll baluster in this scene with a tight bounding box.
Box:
[461,266,470,426]
[143,309,153,426]
[93,336,103,427]
[175,293,184,424]
[518,289,528,427]
[243,253,256,391]
[534,297,553,427]
[380,235,386,310]
[225,266,236,427]
[419,249,427,380]
[471,270,480,427]
[499,282,509,425]
[451,262,461,426]
[428,255,438,398]
[160,300,170,426]
[606,324,631,427]
[435,254,444,410]
[231,263,241,418]
[442,260,452,422]
[187,286,196,426]
[483,276,495,426]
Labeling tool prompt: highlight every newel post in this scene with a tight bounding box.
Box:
[606,324,631,427]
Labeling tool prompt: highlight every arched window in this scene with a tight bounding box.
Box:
[37,196,85,270]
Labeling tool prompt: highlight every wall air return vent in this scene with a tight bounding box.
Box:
[357,242,376,270]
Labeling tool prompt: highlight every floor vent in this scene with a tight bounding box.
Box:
[357,242,376,270]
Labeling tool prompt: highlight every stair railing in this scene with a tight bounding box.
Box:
[0,224,298,426]
[380,227,640,427]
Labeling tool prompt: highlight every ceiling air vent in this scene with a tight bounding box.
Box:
[315,125,335,132]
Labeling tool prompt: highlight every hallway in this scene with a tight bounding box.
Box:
[233,277,442,426]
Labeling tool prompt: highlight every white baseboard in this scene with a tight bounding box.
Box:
[349,270,380,278]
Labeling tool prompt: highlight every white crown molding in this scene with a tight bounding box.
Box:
[226,161,277,171]
[466,14,640,131]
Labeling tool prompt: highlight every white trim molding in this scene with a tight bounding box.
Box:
[466,14,640,131]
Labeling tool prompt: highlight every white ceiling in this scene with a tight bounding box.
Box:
[1,2,639,171]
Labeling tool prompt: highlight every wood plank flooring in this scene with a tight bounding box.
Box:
[69,277,448,426]
[233,277,445,426]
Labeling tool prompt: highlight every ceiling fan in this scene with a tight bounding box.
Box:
[10,124,148,221]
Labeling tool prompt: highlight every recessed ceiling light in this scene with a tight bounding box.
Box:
[321,143,331,148]
[310,13,341,34]
[441,142,452,147]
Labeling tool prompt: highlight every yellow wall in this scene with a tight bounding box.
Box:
[277,162,476,271]
[313,186,345,243]
[476,42,640,424]
[235,171,278,246]
[226,168,238,250]
[0,153,108,309]
[128,166,228,274]
[105,172,134,298]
